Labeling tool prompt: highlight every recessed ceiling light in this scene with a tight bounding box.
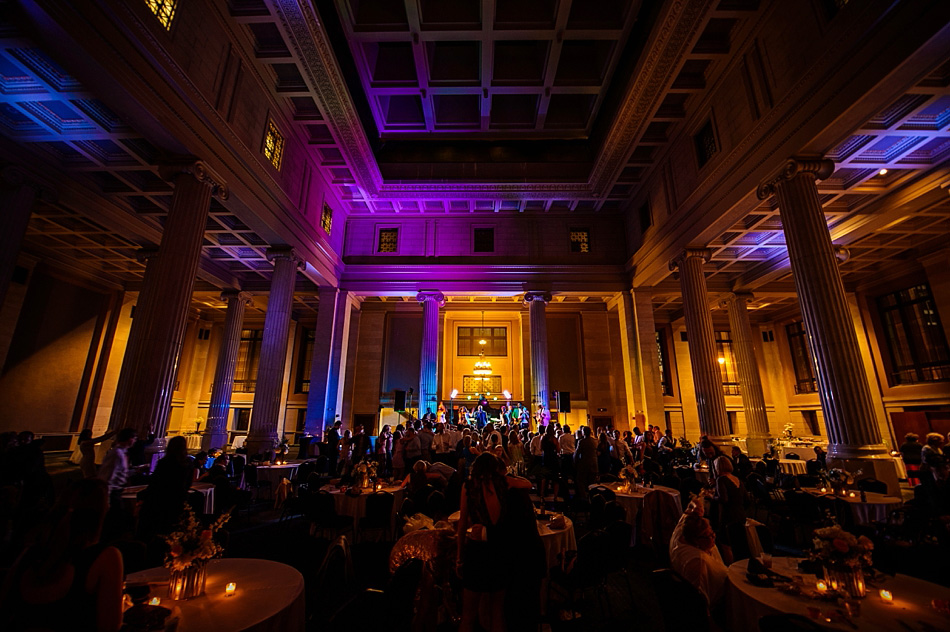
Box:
[878,168,888,176]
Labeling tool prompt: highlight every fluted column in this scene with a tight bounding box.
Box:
[246,248,302,457]
[417,290,445,418]
[0,167,53,310]
[109,161,227,443]
[721,293,770,456]
[670,249,730,444]
[758,159,886,459]
[524,291,552,416]
[304,286,352,437]
[202,290,251,450]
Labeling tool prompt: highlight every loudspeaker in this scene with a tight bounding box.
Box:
[556,391,571,413]
[394,390,407,412]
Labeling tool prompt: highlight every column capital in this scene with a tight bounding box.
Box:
[220,289,252,304]
[1,165,57,201]
[756,158,835,199]
[523,291,552,305]
[416,290,445,306]
[834,245,850,264]
[669,247,711,271]
[266,246,304,269]
[718,292,755,309]
[158,159,229,200]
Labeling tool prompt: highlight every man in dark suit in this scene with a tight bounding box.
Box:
[326,420,342,476]
[573,426,598,502]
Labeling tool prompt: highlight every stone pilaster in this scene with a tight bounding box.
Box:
[721,293,770,456]
[109,161,227,443]
[759,159,889,465]
[304,286,353,437]
[524,291,552,415]
[416,290,445,418]
[246,248,302,457]
[670,248,731,444]
[202,290,251,450]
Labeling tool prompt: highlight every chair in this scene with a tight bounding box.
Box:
[805,458,822,476]
[311,536,355,619]
[312,490,354,538]
[857,478,887,494]
[327,558,424,632]
[549,530,614,620]
[424,489,446,520]
[243,465,271,501]
[394,497,416,537]
[358,491,395,542]
[589,485,616,503]
[784,453,801,460]
[651,569,709,632]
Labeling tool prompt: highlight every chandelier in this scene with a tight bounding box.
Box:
[473,311,492,380]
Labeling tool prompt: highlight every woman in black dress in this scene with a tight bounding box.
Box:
[539,424,561,508]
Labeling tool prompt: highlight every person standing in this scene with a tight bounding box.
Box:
[325,421,342,476]
[573,426,598,502]
[78,429,117,479]
[97,428,138,506]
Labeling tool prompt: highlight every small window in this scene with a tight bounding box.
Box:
[694,119,717,168]
[715,330,739,395]
[877,284,950,385]
[263,120,284,169]
[638,203,652,234]
[786,321,817,394]
[569,228,590,253]
[232,408,251,432]
[656,330,673,396]
[378,228,398,253]
[458,326,507,356]
[320,203,333,235]
[295,328,315,393]
[473,228,494,253]
[233,329,264,392]
[145,0,177,30]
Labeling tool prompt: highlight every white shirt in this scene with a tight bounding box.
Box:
[433,433,453,454]
[98,445,130,494]
[558,433,576,455]
[529,434,543,457]
[669,514,728,606]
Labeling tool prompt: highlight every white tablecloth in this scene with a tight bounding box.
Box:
[184,435,202,450]
[727,557,950,632]
[589,483,682,543]
[126,558,304,632]
[254,464,299,489]
[803,488,903,524]
[122,482,216,515]
[777,445,823,461]
[325,485,404,534]
[538,515,576,571]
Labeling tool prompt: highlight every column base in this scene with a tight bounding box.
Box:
[745,436,770,459]
[201,430,229,452]
[827,453,901,497]
[245,435,277,459]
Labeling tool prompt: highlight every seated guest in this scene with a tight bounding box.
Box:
[670,492,728,608]
[921,433,946,471]
[731,446,753,480]
[0,479,123,632]
[813,445,828,470]
[899,433,922,465]
[402,460,447,501]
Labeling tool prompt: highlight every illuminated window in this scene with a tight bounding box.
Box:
[462,375,503,394]
[458,326,507,356]
[145,0,177,30]
[877,284,950,385]
[321,203,332,235]
[263,120,284,169]
[233,329,263,392]
[656,330,673,396]
[378,228,398,253]
[295,328,315,393]
[569,228,590,253]
[786,321,817,394]
[715,330,739,395]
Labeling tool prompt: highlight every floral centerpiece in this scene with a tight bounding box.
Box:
[162,507,230,599]
[353,459,378,488]
[811,524,873,598]
[620,464,640,491]
[273,437,290,463]
[782,423,795,442]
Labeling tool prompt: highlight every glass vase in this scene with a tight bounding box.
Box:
[825,566,866,599]
[168,560,207,600]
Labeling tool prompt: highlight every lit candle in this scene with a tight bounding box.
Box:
[880,589,893,603]
[225,582,236,597]
[820,487,827,493]
[149,597,161,606]
[816,580,828,593]
[849,491,856,498]
[840,489,847,496]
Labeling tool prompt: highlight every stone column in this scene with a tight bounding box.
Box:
[304,286,353,437]
[721,293,770,456]
[417,290,445,419]
[109,161,227,443]
[758,160,891,480]
[0,167,53,310]
[246,248,302,456]
[524,291,552,416]
[202,290,251,450]
[670,248,730,444]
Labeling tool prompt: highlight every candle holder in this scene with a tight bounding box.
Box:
[168,560,207,600]
[225,582,236,597]
[880,589,893,604]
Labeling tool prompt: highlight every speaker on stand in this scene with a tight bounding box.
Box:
[556,391,571,413]
[394,389,407,413]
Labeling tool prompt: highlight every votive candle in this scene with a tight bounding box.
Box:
[820,487,827,493]
[149,597,161,606]
[226,582,236,597]
[849,491,856,498]
[880,589,892,603]
[816,580,828,593]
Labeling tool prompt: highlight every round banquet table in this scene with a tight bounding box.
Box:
[324,485,404,533]
[727,557,950,632]
[122,482,216,515]
[803,488,903,525]
[253,463,299,489]
[589,483,682,543]
[447,510,576,573]
[126,558,304,632]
